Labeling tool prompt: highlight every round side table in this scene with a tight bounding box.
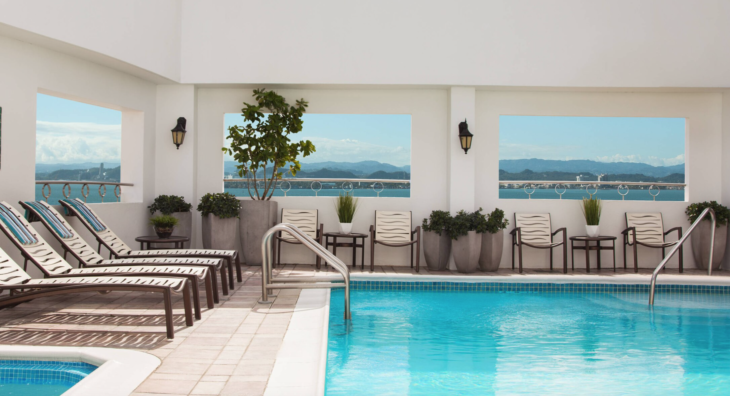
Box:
[135,235,190,250]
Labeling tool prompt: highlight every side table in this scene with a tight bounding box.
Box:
[324,232,368,270]
[569,236,617,273]
[135,235,190,250]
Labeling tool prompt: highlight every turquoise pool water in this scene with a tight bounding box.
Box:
[0,360,97,396]
[326,284,730,395]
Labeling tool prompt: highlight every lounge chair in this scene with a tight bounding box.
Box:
[273,209,324,268]
[59,199,241,289]
[0,202,208,318]
[0,246,192,339]
[369,211,421,272]
[510,213,567,273]
[622,212,683,273]
[20,200,224,305]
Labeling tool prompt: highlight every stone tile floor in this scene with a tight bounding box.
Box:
[0,264,724,395]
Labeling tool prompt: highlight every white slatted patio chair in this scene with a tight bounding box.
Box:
[369,211,421,272]
[623,213,683,273]
[510,213,567,273]
[273,209,323,268]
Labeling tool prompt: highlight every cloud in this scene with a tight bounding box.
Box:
[594,154,684,167]
[36,121,121,164]
[499,142,582,161]
[225,136,411,166]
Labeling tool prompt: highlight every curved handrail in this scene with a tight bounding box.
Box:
[649,207,716,305]
[260,223,351,319]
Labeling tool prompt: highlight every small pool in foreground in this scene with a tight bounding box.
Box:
[0,360,97,396]
[326,282,730,395]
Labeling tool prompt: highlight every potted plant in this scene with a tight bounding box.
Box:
[581,197,602,237]
[686,201,730,270]
[224,89,315,265]
[148,195,193,247]
[335,192,358,234]
[198,193,240,251]
[479,208,509,272]
[150,215,178,239]
[422,210,452,271]
[447,208,488,273]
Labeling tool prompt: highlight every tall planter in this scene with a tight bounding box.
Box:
[202,214,238,250]
[691,222,728,271]
[152,211,191,248]
[240,200,278,266]
[452,231,481,273]
[479,229,504,272]
[423,231,451,271]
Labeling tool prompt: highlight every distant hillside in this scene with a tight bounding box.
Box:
[499,159,684,177]
[224,160,410,177]
[295,169,359,179]
[37,165,121,182]
[36,162,121,173]
[499,169,684,183]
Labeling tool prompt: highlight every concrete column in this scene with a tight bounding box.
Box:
[448,87,476,213]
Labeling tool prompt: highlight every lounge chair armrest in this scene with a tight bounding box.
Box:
[552,227,567,243]
[664,226,682,236]
[621,227,635,235]
[509,227,521,236]
[551,227,566,236]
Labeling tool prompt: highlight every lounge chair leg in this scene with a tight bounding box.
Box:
[182,282,194,326]
[518,244,523,273]
[511,241,515,270]
[370,240,375,272]
[623,241,627,269]
[226,258,234,290]
[220,266,229,296]
[415,231,420,273]
[205,272,214,309]
[189,277,201,320]
[633,243,638,273]
[679,244,684,273]
[410,244,413,268]
[163,290,175,339]
[550,247,553,271]
[275,239,281,268]
[210,268,220,304]
[235,254,242,283]
[563,242,567,274]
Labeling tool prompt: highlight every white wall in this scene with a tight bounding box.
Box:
[195,88,448,266]
[180,0,730,87]
[475,90,723,271]
[0,35,158,276]
[0,0,181,81]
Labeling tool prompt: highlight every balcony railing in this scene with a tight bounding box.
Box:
[36,181,133,203]
[223,178,410,198]
[498,181,686,201]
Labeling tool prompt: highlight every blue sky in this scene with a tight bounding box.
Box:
[499,116,686,167]
[224,113,412,166]
[36,93,121,164]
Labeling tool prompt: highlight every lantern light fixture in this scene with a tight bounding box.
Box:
[171,117,187,149]
[458,119,473,154]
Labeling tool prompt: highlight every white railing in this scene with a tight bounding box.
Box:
[224,177,410,197]
[36,181,133,203]
[498,180,686,201]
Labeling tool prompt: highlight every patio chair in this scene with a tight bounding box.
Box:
[510,213,567,273]
[369,211,421,272]
[59,199,241,289]
[0,202,208,317]
[20,200,224,305]
[0,246,192,339]
[273,209,324,268]
[622,213,683,273]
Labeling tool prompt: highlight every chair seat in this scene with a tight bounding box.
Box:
[635,241,679,248]
[519,241,563,248]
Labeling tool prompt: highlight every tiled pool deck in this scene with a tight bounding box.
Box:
[0,264,726,395]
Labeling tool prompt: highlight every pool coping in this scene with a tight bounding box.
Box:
[0,345,160,396]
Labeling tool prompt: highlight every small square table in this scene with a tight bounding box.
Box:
[569,236,617,273]
[324,232,368,270]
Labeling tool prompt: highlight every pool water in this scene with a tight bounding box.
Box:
[326,287,730,395]
[0,360,97,396]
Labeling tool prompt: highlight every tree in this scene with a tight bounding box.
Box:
[223,89,315,200]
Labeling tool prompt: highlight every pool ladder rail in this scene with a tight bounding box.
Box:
[259,223,352,320]
[649,207,716,306]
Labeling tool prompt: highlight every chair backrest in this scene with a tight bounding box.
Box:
[625,213,665,245]
[374,211,412,242]
[514,213,552,245]
[280,209,318,242]
[0,202,74,276]
[59,199,133,256]
[0,246,32,286]
[21,201,105,265]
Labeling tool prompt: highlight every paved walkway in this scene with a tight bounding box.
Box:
[0,264,724,395]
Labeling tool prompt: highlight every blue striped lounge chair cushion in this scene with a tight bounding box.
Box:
[0,204,38,245]
[61,199,106,232]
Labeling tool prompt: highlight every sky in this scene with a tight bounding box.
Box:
[499,115,686,167]
[36,93,121,164]
[224,113,412,166]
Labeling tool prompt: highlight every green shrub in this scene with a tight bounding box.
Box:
[686,201,730,227]
[447,208,488,240]
[485,208,509,234]
[149,215,179,228]
[148,195,192,215]
[422,210,452,236]
[581,197,602,226]
[197,193,241,219]
[334,192,359,223]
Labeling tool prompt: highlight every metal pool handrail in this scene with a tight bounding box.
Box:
[259,223,351,320]
[649,207,716,306]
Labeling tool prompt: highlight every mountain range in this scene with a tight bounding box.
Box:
[498,159,684,177]
[36,162,121,173]
[224,160,410,177]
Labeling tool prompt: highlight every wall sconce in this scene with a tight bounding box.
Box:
[458,119,473,154]
[171,117,187,149]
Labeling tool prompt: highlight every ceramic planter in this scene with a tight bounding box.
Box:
[423,230,451,271]
[339,223,353,234]
[151,211,191,248]
[239,200,278,266]
[585,225,599,238]
[202,214,238,250]
[153,226,174,239]
[479,229,504,272]
[691,222,728,271]
[452,231,481,273]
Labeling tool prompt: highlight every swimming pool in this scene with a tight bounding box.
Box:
[0,360,97,396]
[326,282,730,395]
